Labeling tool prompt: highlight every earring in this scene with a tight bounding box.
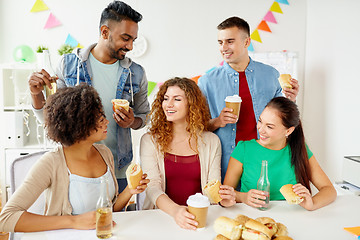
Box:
[285,135,288,138]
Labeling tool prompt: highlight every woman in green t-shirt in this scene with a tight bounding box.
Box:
[224,97,336,210]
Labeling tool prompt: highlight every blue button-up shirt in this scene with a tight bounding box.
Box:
[198,58,283,180]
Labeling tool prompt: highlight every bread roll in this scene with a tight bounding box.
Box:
[273,223,288,238]
[203,179,222,204]
[273,236,293,240]
[280,184,304,204]
[214,234,230,240]
[213,216,242,240]
[234,214,250,226]
[255,217,277,237]
[126,163,143,189]
[278,74,292,89]
[242,219,271,240]
[111,99,130,112]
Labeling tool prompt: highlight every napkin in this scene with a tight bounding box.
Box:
[344,226,360,236]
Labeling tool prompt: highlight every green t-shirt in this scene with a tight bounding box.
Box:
[231,139,313,200]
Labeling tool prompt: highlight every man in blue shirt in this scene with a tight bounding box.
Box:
[198,17,299,180]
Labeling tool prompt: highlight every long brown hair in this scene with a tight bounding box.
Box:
[266,97,311,193]
[149,77,210,153]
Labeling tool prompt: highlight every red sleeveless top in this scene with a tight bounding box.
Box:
[164,153,201,205]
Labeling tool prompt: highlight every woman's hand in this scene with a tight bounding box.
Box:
[219,185,236,207]
[292,183,313,210]
[129,173,150,195]
[72,211,96,230]
[242,189,268,208]
[172,206,198,230]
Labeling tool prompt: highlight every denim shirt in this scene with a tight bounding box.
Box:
[57,44,150,173]
[198,58,282,179]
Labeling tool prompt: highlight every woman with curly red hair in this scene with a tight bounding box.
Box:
[140,77,235,230]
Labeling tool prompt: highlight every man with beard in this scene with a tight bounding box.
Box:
[28,1,150,193]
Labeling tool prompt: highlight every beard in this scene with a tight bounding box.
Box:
[107,35,129,60]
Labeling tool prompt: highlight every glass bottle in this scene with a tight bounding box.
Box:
[96,176,113,239]
[42,50,57,97]
[257,160,270,210]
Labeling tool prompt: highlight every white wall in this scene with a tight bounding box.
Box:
[304,0,360,181]
[3,0,357,183]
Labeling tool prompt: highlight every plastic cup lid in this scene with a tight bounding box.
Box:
[225,95,242,102]
[186,193,210,208]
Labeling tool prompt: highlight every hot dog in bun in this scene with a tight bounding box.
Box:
[280,184,304,204]
[278,74,292,89]
[126,163,143,189]
[242,219,272,240]
[203,179,222,204]
[213,216,242,240]
[273,222,288,238]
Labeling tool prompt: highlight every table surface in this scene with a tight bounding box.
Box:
[15,195,360,240]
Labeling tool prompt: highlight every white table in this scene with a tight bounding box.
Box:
[15,195,360,240]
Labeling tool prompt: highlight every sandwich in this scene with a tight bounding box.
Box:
[273,222,288,238]
[280,184,304,204]
[234,214,250,226]
[203,179,222,204]
[213,216,242,240]
[242,219,272,240]
[214,234,230,240]
[255,217,277,237]
[278,74,292,89]
[111,99,130,112]
[273,236,293,240]
[126,162,143,189]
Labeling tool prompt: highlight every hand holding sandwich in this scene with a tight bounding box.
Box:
[218,185,236,207]
[282,78,299,102]
[291,183,313,210]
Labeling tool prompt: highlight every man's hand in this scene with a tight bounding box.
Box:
[283,78,299,102]
[113,107,135,128]
[208,107,238,131]
[28,69,56,95]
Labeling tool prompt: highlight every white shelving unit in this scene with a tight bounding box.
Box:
[0,63,54,205]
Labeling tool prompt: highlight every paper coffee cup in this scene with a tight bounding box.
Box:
[225,95,242,117]
[186,193,210,229]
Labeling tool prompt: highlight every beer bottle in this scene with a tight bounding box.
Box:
[96,176,113,239]
[257,160,270,210]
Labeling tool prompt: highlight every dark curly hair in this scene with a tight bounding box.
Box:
[44,84,105,146]
[149,77,211,153]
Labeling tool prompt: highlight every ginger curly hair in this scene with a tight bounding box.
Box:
[149,77,210,153]
[44,84,105,146]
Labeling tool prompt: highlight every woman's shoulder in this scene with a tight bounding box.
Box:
[93,143,112,156]
[201,131,220,142]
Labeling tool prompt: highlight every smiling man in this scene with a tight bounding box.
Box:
[28,1,150,193]
[198,17,299,181]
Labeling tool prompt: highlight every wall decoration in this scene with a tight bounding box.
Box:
[44,13,62,29]
[65,34,79,48]
[30,0,49,13]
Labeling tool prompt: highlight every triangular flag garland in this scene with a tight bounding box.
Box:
[44,13,61,29]
[65,34,79,47]
[257,20,271,32]
[270,2,283,14]
[250,29,262,43]
[250,0,290,52]
[30,0,49,12]
[263,11,277,24]
[276,0,289,5]
[76,43,84,49]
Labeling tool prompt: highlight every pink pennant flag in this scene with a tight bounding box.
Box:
[263,11,277,24]
[44,13,61,29]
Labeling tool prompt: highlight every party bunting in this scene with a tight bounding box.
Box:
[263,11,277,23]
[30,0,49,12]
[248,42,254,52]
[257,20,271,32]
[65,34,78,47]
[44,13,61,29]
[147,81,157,96]
[250,29,262,43]
[270,2,283,14]
[276,0,289,5]
[76,43,84,49]
[191,75,201,84]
